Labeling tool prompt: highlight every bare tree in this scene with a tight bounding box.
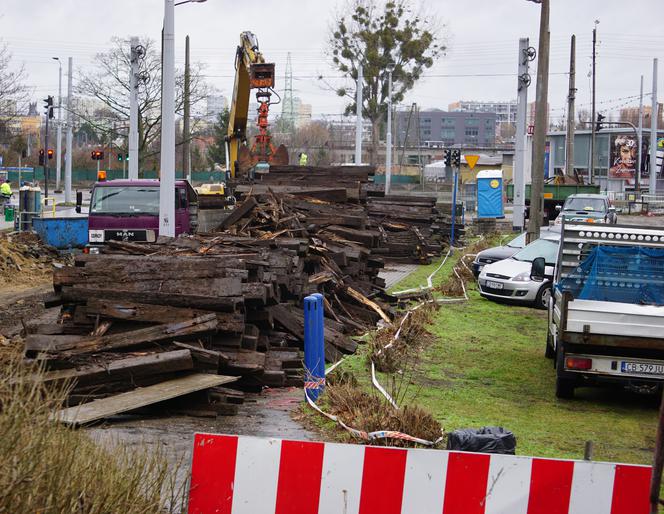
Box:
[0,42,30,145]
[75,37,209,166]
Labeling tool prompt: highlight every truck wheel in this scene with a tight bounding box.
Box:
[545,331,555,359]
[556,377,575,399]
[535,284,552,310]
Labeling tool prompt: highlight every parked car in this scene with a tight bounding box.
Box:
[472,227,560,277]
[554,193,617,225]
[478,232,560,309]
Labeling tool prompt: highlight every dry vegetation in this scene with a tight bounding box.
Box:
[0,353,184,513]
[324,375,443,447]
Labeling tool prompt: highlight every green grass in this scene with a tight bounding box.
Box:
[325,245,658,465]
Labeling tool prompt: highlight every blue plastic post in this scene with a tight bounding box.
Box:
[303,295,323,400]
[311,293,326,393]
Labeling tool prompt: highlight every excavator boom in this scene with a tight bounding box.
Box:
[226,32,288,177]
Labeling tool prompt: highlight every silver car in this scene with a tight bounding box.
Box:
[478,232,560,309]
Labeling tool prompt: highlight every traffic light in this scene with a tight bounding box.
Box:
[451,149,461,168]
[91,150,104,160]
[596,113,605,132]
[47,149,54,160]
[443,149,451,167]
[39,149,45,166]
[117,153,124,162]
[43,96,54,119]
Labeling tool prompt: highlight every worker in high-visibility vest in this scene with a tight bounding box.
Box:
[0,180,11,202]
[298,152,308,166]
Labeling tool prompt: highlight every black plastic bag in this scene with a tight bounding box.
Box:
[446,426,516,455]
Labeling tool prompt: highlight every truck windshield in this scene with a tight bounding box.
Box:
[563,198,605,212]
[513,238,559,265]
[90,187,160,215]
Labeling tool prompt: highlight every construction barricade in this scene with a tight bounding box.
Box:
[187,433,651,514]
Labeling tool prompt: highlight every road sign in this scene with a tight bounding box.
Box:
[465,154,480,170]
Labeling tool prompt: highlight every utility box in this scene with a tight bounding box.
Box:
[476,170,504,219]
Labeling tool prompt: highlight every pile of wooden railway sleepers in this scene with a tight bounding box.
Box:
[24,214,392,420]
[365,195,465,262]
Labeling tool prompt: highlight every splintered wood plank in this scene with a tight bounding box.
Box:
[53,373,237,425]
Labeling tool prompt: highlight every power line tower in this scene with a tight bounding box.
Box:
[282,52,295,133]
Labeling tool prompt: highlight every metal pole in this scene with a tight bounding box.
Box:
[385,68,393,195]
[590,25,597,184]
[638,75,644,191]
[651,58,659,196]
[514,37,530,231]
[129,37,140,180]
[44,113,50,199]
[355,63,363,165]
[527,0,550,243]
[565,35,576,179]
[159,0,176,237]
[55,60,62,191]
[650,392,664,514]
[183,34,191,182]
[65,57,73,204]
[451,168,458,248]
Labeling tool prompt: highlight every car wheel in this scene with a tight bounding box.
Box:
[556,377,575,399]
[535,284,552,310]
[545,331,555,359]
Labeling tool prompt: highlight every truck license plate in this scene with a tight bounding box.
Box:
[486,280,503,289]
[621,361,664,377]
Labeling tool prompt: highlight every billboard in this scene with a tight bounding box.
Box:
[609,134,637,179]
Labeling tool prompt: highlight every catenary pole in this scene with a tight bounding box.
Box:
[638,75,644,191]
[565,35,576,179]
[183,34,191,181]
[55,59,63,191]
[129,37,140,180]
[159,0,176,237]
[385,66,393,195]
[590,23,598,184]
[355,63,363,165]
[513,37,530,231]
[64,57,73,204]
[651,58,659,196]
[527,0,550,243]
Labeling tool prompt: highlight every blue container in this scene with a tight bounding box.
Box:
[32,217,89,249]
[476,170,504,219]
[311,293,326,386]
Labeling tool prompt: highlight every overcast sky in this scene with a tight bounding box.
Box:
[2,0,663,125]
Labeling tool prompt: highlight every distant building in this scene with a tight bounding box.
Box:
[206,95,228,119]
[289,98,312,128]
[619,104,663,129]
[396,109,496,148]
[448,100,517,125]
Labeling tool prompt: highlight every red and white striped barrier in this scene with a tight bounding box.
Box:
[188,433,651,514]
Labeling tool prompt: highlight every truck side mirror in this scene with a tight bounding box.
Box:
[555,205,562,211]
[530,257,546,282]
[75,191,83,214]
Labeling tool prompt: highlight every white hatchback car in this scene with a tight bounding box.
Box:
[478,232,560,309]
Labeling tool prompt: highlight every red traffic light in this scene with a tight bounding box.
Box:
[91,150,104,160]
[47,149,54,159]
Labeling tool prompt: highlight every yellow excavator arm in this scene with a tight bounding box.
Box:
[225,31,288,178]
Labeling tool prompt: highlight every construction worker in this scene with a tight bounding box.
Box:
[299,152,308,166]
[0,180,11,202]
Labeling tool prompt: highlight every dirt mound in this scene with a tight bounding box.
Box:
[0,232,70,288]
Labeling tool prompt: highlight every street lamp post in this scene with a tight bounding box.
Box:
[158,0,206,238]
[52,57,62,193]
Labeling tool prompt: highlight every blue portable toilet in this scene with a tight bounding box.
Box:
[476,170,504,219]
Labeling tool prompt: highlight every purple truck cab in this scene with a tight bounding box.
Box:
[86,179,197,246]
